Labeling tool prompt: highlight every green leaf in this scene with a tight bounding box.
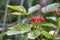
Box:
[40,23,56,29]
[41,30,53,39]
[41,30,57,40]
[5,30,27,35]
[9,23,32,33]
[20,6,27,12]
[7,5,23,12]
[17,33,28,40]
[7,5,28,15]
[28,4,41,14]
[10,12,28,16]
[27,28,42,39]
[46,17,56,21]
[42,3,60,13]
[57,18,60,28]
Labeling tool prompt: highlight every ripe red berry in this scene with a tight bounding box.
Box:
[39,17,45,23]
[30,16,45,23]
[30,16,39,23]
[53,10,60,15]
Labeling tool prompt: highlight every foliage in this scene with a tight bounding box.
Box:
[0,0,60,40]
[42,3,60,13]
[4,2,60,40]
[7,4,41,16]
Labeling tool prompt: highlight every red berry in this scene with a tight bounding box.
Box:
[39,17,45,23]
[57,10,60,13]
[52,10,60,15]
[30,16,39,23]
[56,10,60,14]
[30,16,45,23]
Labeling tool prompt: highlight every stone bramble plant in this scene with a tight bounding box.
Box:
[1,3,60,40]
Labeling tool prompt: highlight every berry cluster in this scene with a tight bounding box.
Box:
[30,16,45,23]
[53,10,60,15]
